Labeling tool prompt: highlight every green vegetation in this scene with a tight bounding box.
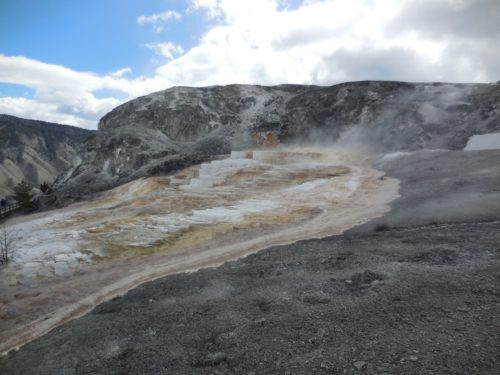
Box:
[13,180,38,211]
[39,181,51,193]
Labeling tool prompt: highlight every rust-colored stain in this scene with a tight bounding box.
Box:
[254,131,280,146]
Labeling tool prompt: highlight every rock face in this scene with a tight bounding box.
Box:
[0,115,94,196]
[53,81,500,202]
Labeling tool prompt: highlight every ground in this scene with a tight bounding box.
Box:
[1,149,499,374]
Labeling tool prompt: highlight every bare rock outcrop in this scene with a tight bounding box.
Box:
[52,81,500,203]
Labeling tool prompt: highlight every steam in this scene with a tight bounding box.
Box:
[285,83,476,154]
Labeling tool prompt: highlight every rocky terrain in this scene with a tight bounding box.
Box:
[0,115,94,196]
[0,81,499,374]
[0,147,396,354]
[51,81,500,204]
[1,148,499,374]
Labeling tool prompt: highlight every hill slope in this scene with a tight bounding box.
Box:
[53,81,500,203]
[0,115,94,196]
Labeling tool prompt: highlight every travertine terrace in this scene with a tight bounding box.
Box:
[0,147,398,353]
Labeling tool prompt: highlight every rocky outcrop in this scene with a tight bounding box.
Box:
[0,115,94,196]
[52,81,500,203]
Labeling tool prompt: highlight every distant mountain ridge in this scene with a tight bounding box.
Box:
[0,114,94,196]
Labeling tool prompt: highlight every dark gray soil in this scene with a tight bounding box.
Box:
[355,149,500,232]
[1,149,500,374]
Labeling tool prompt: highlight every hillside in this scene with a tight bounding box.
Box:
[52,81,500,204]
[0,115,94,196]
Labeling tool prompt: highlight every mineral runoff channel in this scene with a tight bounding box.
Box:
[0,147,399,353]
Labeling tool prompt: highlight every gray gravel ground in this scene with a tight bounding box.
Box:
[1,149,499,374]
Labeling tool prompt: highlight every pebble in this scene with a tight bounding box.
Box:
[353,361,366,370]
[207,352,227,365]
[345,279,353,284]
[409,355,418,362]
[255,318,266,326]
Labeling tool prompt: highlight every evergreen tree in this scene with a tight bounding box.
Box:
[39,181,51,193]
[13,180,37,211]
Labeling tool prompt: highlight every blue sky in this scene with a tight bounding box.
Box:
[0,0,207,95]
[0,0,498,128]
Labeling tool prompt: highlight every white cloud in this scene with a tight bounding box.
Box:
[189,0,223,18]
[0,97,93,128]
[145,42,185,60]
[137,10,182,25]
[1,0,498,129]
[110,67,132,78]
[0,54,172,128]
[161,0,498,85]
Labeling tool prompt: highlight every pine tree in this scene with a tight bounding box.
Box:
[39,181,51,193]
[13,180,36,211]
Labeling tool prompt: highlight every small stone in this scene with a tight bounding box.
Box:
[345,279,353,284]
[207,352,227,365]
[255,318,266,326]
[409,355,418,362]
[353,361,366,370]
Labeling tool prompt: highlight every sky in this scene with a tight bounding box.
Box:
[0,0,499,129]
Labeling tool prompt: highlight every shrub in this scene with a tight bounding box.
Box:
[0,225,16,265]
[13,180,37,211]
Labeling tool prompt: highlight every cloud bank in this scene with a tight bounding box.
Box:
[1,0,498,129]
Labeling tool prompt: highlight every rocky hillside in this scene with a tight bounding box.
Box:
[0,115,94,196]
[52,81,500,203]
